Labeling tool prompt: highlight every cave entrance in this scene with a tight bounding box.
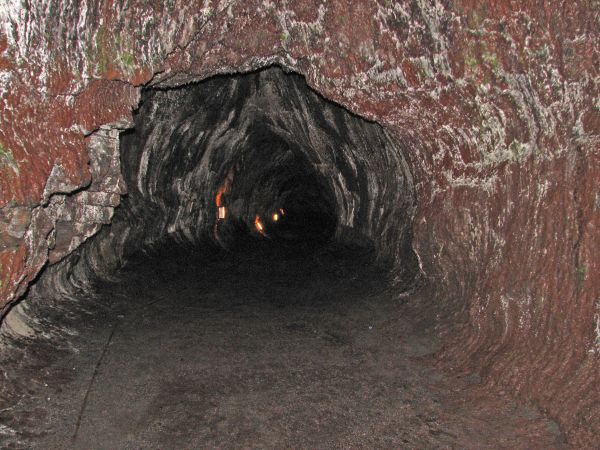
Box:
[116,66,419,285]
[115,67,419,286]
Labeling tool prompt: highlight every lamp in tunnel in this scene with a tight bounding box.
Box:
[215,166,235,221]
[272,212,279,222]
[254,215,266,236]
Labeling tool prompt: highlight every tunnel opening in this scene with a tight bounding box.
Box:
[112,65,420,284]
[212,132,338,249]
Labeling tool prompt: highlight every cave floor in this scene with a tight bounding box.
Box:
[2,242,565,449]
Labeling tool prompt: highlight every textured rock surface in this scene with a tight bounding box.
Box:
[0,0,598,445]
[114,68,417,276]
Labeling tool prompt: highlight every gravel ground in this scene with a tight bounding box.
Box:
[0,242,565,449]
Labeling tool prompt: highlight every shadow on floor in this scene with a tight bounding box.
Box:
[0,241,565,449]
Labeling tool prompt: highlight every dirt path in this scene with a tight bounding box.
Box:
[1,244,565,449]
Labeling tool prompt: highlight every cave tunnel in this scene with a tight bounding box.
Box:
[115,66,419,273]
[1,1,597,446]
[0,67,568,448]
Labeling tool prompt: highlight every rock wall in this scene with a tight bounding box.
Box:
[118,68,416,270]
[0,0,598,445]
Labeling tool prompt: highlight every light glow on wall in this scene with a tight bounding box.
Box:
[254,215,266,236]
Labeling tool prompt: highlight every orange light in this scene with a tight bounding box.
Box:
[215,166,235,207]
[272,212,279,222]
[254,215,266,235]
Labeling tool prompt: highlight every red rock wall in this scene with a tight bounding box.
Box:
[0,0,598,445]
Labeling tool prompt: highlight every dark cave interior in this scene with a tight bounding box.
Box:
[101,66,420,285]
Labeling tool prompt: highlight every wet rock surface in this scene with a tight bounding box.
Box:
[1,242,564,449]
